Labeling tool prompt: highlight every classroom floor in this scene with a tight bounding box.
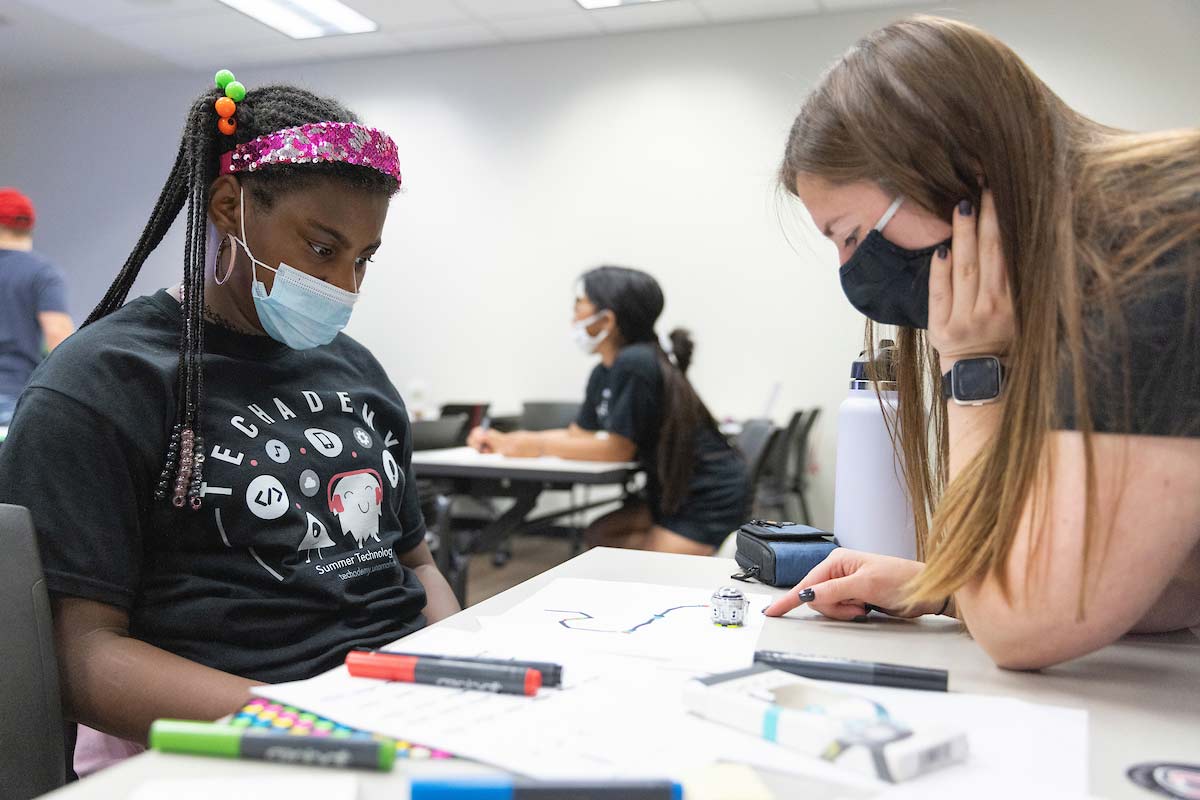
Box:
[465,534,576,606]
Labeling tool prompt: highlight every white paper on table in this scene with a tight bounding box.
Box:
[849,685,1089,798]
[476,577,773,672]
[255,626,873,789]
[127,775,357,800]
[253,606,1088,796]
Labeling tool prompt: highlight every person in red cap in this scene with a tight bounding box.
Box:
[0,187,75,427]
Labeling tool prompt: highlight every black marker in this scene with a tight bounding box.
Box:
[754,650,948,692]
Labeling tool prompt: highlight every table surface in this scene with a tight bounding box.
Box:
[45,548,1200,800]
[410,446,638,483]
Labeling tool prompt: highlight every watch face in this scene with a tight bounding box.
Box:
[953,358,1001,402]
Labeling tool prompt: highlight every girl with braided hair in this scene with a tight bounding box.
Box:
[0,73,458,769]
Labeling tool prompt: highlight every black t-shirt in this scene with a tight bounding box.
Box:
[0,290,427,684]
[1056,246,1200,437]
[575,342,738,518]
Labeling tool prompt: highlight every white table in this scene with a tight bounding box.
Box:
[411,446,637,485]
[43,548,1200,799]
[412,447,639,600]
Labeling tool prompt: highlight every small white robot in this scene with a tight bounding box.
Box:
[711,586,750,627]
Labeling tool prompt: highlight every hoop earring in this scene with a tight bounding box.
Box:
[215,234,236,285]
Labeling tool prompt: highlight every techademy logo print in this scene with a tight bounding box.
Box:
[200,389,405,583]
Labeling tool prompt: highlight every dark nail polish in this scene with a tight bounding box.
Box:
[798,588,815,603]
[936,244,949,260]
[853,615,870,623]
[958,199,973,217]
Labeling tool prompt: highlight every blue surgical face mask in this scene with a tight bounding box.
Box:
[233,187,358,350]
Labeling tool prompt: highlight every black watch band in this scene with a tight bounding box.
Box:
[942,357,1007,403]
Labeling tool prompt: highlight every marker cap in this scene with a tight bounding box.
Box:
[150,719,241,758]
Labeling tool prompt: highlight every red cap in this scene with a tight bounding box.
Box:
[0,188,35,231]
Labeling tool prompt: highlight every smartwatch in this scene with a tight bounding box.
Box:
[942,357,1006,405]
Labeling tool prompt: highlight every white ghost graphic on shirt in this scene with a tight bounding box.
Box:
[327,469,384,548]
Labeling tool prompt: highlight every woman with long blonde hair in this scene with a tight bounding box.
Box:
[765,16,1200,669]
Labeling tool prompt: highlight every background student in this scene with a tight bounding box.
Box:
[765,16,1200,669]
[0,187,75,425]
[0,77,458,772]
[469,265,748,556]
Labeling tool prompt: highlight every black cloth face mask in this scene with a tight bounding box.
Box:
[838,196,950,329]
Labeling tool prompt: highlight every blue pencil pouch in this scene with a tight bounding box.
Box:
[731,519,838,587]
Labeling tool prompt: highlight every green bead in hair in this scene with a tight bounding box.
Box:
[224,81,246,102]
[214,69,235,90]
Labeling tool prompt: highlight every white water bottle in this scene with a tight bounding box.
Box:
[833,341,917,560]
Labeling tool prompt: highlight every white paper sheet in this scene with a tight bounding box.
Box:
[256,626,869,787]
[476,577,773,672]
[128,775,357,800]
[251,581,1089,796]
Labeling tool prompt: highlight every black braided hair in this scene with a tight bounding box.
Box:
[84,82,399,512]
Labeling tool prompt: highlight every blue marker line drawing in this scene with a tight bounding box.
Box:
[545,604,708,634]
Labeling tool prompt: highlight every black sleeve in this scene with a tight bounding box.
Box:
[575,367,602,431]
[1056,261,1200,437]
[0,388,149,608]
[603,358,659,448]
[393,412,426,555]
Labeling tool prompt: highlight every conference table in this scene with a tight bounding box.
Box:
[44,547,1200,799]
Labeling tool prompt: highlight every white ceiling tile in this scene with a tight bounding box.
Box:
[17,0,216,25]
[589,0,707,33]
[343,0,472,28]
[818,0,929,10]
[389,21,501,51]
[490,13,602,41]
[95,10,292,55]
[455,0,582,19]
[184,30,414,70]
[697,0,819,22]
[0,0,173,82]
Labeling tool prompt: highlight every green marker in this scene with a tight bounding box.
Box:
[149,719,395,771]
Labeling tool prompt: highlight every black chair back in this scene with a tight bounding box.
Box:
[519,401,581,432]
[411,414,469,451]
[439,403,490,443]
[734,418,780,490]
[0,504,69,799]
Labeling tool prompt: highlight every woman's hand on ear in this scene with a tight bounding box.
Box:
[928,189,1015,360]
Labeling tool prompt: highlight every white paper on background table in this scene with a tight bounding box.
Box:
[254,580,1089,795]
[410,446,635,472]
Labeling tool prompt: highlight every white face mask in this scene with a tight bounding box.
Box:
[571,312,609,354]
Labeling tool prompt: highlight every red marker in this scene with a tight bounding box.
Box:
[345,651,542,696]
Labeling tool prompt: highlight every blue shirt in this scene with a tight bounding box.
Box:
[0,248,68,397]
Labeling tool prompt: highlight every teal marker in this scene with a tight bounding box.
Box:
[149,719,395,771]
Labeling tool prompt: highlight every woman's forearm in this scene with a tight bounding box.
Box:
[60,630,256,743]
[942,356,1007,479]
[414,562,461,623]
[537,430,634,462]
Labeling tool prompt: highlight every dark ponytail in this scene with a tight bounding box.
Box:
[85,80,398,511]
[580,266,722,515]
[667,328,694,375]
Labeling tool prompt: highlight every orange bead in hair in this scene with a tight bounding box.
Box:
[215,97,236,119]
[217,117,237,136]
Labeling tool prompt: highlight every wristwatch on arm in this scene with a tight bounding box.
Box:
[942,356,1007,406]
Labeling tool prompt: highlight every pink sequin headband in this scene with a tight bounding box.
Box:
[218,121,402,185]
